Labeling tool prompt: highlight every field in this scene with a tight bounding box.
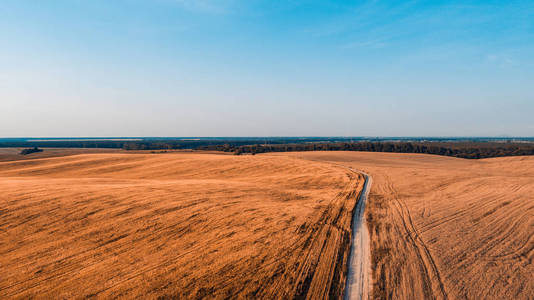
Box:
[0,152,363,299]
[2,150,533,299]
[284,151,534,299]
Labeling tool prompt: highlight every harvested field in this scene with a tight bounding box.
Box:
[0,152,363,299]
[282,151,534,300]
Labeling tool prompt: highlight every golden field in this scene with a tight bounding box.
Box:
[2,150,533,299]
[0,152,363,299]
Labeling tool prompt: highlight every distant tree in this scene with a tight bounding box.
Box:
[20,147,43,155]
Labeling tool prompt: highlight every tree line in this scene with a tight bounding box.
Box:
[2,139,534,159]
[196,141,534,159]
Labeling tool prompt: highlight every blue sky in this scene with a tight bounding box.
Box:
[1,0,533,137]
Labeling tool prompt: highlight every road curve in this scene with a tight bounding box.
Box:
[344,171,372,300]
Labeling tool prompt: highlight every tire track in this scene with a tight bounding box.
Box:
[384,175,448,300]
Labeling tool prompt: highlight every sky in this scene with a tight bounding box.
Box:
[1,0,533,137]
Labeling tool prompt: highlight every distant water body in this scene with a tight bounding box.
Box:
[29,139,143,142]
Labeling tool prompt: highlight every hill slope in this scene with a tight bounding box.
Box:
[0,152,363,299]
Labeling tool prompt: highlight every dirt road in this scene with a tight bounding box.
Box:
[344,172,372,300]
